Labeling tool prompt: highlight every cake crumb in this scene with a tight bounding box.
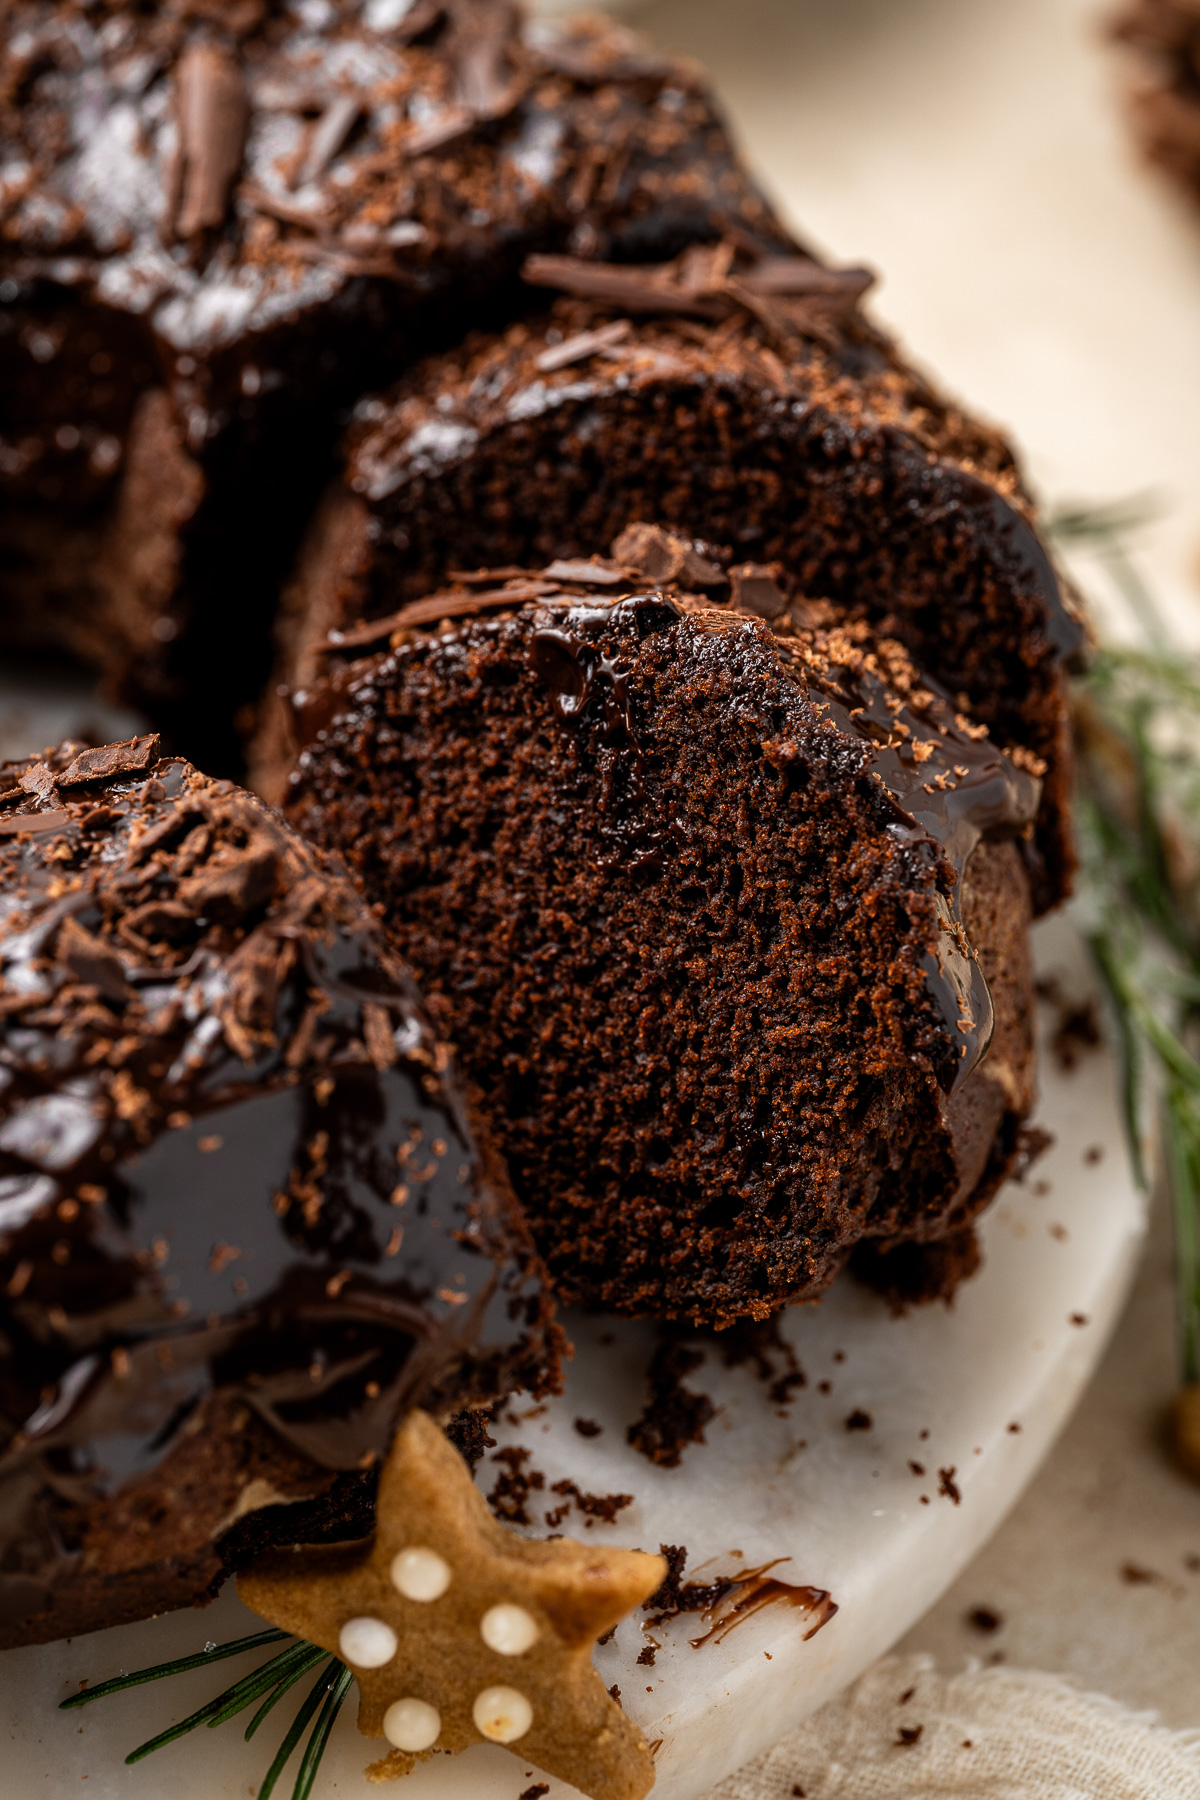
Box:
[547,1478,632,1528]
[717,1314,806,1404]
[487,1446,544,1525]
[627,1338,715,1468]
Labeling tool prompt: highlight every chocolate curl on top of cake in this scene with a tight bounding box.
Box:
[0,738,560,1650]
[524,239,876,353]
[284,539,1039,1326]
[259,243,1082,911]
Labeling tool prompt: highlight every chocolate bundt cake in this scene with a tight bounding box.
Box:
[0,0,784,778]
[0,735,558,1650]
[258,241,1082,911]
[1111,1,1200,207]
[284,543,1038,1326]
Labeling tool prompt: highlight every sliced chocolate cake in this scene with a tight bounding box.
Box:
[259,243,1082,911]
[284,544,1039,1327]
[0,736,558,1650]
[0,0,785,776]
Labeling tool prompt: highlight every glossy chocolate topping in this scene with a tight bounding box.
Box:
[0,738,554,1610]
[0,0,786,455]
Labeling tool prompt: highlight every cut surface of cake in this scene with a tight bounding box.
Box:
[258,242,1082,911]
[0,736,558,1650]
[0,0,784,777]
[284,542,1038,1328]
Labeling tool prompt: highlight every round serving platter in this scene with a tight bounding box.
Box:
[0,909,1145,1800]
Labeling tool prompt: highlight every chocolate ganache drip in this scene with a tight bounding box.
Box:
[0,741,554,1610]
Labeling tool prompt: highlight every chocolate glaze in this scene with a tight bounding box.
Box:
[0,739,555,1626]
[643,1547,836,1647]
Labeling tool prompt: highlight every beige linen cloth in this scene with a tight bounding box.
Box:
[704,1654,1200,1800]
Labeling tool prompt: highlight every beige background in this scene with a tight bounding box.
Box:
[622,0,1200,1730]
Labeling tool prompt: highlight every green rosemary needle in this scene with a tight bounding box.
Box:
[59,1626,289,1709]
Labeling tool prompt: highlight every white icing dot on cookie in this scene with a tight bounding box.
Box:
[391,1545,452,1602]
[473,1684,533,1743]
[338,1616,398,1669]
[383,1696,442,1752]
[480,1601,539,1655]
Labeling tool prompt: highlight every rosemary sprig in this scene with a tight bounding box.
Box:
[258,1658,344,1800]
[59,1625,289,1707]
[1051,498,1200,1387]
[62,1626,350,1800]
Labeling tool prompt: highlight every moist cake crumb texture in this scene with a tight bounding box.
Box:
[286,553,1038,1324]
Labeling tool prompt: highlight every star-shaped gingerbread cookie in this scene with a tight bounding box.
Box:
[238,1408,666,1799]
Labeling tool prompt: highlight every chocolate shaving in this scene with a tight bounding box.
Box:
[729,564,788,620]
[533,36,684,86]
[296,94,360,188]
[241,182,329,231]
[56,917,129,1004]
[446,566,542,585]
[325,583,559,649]
[740,257,875,300]
[524,252,728,320]
[380,0,444,42]
[535,320,633,373]
[541,559,627,585]
[0,810,72,838]
[17,765,57,805]
[610,522,725,589]
[58,736,161,789]
[403,108,474,159]
[176,840,280,920]
[173,43,249,239]
[522,241,875,352]
[445,0,524,121]
[283,238,410,282]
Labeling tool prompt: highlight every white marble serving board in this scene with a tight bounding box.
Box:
[0,911,1144,1800]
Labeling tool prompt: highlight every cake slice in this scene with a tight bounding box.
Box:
[0,0,785,778]
[257,242,1082,911]
[0,736,559,1650]
[283,543,1038,1326]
